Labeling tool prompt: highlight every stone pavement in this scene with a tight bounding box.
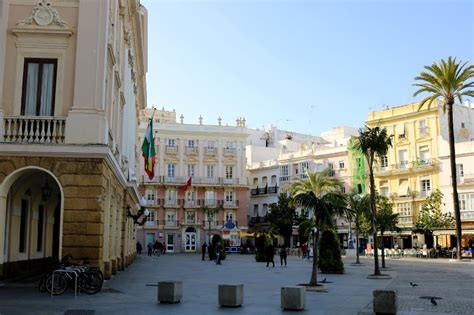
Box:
[0,254,472,315]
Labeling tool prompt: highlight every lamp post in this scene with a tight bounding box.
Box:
[126,196,149,226]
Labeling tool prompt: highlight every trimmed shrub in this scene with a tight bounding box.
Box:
[255,234,271,262]
[318,230,344,274]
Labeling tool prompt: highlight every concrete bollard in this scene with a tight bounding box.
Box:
[281,286,306,310]
[158,281,183,303]
[218,284,244,307]
[373,290,397,315]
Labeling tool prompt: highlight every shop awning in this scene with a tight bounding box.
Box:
[432,229,474,236]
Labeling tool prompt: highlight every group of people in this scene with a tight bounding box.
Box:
[201,242,223,265]
[136,240,166,256]
[265,244,288,267]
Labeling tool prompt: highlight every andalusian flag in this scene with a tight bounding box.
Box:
[141,118,156,180]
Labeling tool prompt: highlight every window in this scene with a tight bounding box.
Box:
[166,189,177,203]
[225,141,234,149]
[225,211,234,222]
[167,164,175,177]
[186,211,196,224]
[262,204,268,214]
[166,211,176,222]
[281,165,289,177]
[225,190,234,202]
[398,178,409,196]
[37,204,44,252]
[457,164,464,178]
[398,123,407,139]
[341,186,346,193]
[380,187,389,197]
[397,203,411,216]
[21,58,57,116]
[398,150,408,168]
[167,138,176,147]
[19,199,29,253]
[459,193,474,211]
[420,179,431,196]
[146,211,155,223]
[271,175,277,185]
[186,190,196,203]
[262,176,268,186]
[253,178,258,186]
[225,165,234,179]
[339,160,345,169]
[206,165,215,178]
[207,140,215,148]
[187,164,196,177]
[380,155,388,168]
[187,139,195,148]
[253,204,258,216]
[328,163,335,177]
[146,191,155,202]
[418,145,430,163]
[461,122,465,128]
[419,120,428,134]
[300,161,310,173]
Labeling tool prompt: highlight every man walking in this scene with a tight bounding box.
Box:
[280,245,288,267]
[147,242,153,257]
[202,242,207,261]
[265,244,275,267]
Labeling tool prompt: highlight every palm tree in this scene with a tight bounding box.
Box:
[291,168,347,286]
[355,126,392,276]
[346,191,371,265]
[414,57,474,260]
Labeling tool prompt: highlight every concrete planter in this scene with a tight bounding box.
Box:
[218,284,244,307]
[281,286,306,310]
[158,281,183,303]
[373,290,396,315]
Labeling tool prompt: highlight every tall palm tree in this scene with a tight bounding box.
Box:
[346,191,371,265]
[291,168,347,286]
[355,126,392,276]
[414,57,474,260]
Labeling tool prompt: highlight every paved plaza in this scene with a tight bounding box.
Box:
[0,254,473,315]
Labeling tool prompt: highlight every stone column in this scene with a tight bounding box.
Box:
[0,195,7,275]
[0,0,10,139]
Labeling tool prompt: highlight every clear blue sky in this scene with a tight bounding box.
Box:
[141,0,474,136]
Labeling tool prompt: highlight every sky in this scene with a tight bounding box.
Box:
[141,0,474,136]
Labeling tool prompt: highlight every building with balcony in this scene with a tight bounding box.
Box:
[366,103,442,247]
[0,0,148,279]
[136,109,249,253]
[438,101,474,246]
[246,126,358,247]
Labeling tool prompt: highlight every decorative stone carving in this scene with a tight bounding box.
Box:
[17,0,69,28]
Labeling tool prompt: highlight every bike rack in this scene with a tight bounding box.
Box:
[51,269,78,298]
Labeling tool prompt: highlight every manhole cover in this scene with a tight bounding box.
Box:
[64,310,95,315]
[419,296,443,300]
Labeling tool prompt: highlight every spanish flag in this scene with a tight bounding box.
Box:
[141,118,156,180]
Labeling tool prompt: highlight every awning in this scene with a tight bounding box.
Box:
[432,229,474,236]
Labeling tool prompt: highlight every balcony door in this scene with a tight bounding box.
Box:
[184,227,197,252]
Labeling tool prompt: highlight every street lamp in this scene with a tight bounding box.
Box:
[126,196,150,225]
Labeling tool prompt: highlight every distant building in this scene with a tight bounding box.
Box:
[0,0,148,279]
[136,109,249,253]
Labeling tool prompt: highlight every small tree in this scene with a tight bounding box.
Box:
[346,191,371,264]
[267,193,296,246]
[375,195,399,268]
[416,190,455,231]
[318,229,344,274]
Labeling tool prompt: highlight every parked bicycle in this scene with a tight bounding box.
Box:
[38,255,104,295]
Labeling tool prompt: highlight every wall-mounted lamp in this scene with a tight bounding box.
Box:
[126,196,149,225]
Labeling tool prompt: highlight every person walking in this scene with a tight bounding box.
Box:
[265,244,275,267]
[136,241,142,255]
[202,242,208,261]
[280,245,288,267]
[216,242,222,265]
[301,243,307,259]
[147,242,153,256]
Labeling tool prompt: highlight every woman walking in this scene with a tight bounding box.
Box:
[280,245,288,267]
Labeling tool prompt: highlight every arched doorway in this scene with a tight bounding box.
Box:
[0,167,63,279]
[184,227,197,252]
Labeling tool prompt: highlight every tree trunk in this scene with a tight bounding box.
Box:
[309,232,319,286]
[381,231,386,268]
[355,219,360,264]
[369,156,381,275]
[447,102,462,260]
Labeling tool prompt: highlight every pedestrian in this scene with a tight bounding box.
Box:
[202,242,207,261]
[216,242,222,265]
[161,242,166,254]
[265,244,275,267]
[280,245,287,267]
[153,240,161,256]
[208,244,214,261]
[301,243,307,259]
[147,242,153,256]
[136,241,142,255]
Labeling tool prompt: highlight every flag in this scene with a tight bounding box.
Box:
[180,176,192,192]
[141,118,156,180]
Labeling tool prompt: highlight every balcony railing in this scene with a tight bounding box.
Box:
[224,147,236,155]
[164,220,179,227]
[413,159,432,168]
[224,200,239,207]
[398,216,413,224]
[165,145,178,154]
[185,146,198,155]
[3,116,66,144]
[204,147,217,155]
[204,199,217,206]
[419,127,429,135]
[419,190,431,198]
[251,185,278,196]
[223,178,239,185]
[459,174,474,184]
[185,200,197,207]
[144,220,156,227]
[164,198,178,206]
[202,220,219,228]
[461,211,474,221]
[279,176,290,182]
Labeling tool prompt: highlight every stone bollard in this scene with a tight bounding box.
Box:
[158,281,183,303]
[373,290,397,315]
[218,284,244,307]
[281,286,306,310]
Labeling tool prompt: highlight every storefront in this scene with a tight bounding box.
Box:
[222,220,241,253]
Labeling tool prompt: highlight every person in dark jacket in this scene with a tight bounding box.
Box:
[147,242,153,256]
[202,242,207,261]
[136,241,142,255]
[265,244,275,267]
[216,242,222,265]
[280,245,288,267]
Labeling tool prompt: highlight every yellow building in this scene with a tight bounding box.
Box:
[366,103,441,248]
[0,0,148,279]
